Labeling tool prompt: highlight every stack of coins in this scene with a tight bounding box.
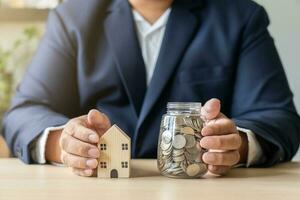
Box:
[158,116,207,178]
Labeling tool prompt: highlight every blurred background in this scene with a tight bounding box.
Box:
[0,0,299,160]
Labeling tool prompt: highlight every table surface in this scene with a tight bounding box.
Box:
[0,159,300,200]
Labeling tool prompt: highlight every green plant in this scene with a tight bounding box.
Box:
[0,26,40,122]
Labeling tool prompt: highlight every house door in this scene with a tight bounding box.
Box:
[110,169,118,178]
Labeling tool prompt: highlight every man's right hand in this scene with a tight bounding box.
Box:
[45,109,111,177]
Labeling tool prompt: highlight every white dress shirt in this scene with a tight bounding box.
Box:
[32,8,263,167]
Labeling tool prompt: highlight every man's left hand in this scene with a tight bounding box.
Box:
[200,98,248,176]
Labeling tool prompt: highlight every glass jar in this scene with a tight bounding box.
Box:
[157,102,207,178]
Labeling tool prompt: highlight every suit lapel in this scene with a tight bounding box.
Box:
[104,0,147,116]
[137,0,203,128]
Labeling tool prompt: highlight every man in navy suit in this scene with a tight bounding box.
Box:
[2,0,300,177]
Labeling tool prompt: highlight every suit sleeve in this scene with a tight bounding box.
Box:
[231,5,300,166]
[2,9,80,164]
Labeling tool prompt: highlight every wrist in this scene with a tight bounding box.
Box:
[45,130,62,163]
[238,131,249,164]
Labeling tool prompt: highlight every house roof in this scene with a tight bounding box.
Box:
[101,124,131,141]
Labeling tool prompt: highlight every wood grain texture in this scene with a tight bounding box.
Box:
[0,159,300,200]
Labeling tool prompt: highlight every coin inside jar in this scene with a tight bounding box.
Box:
[196,163,207,175]
[172,135,186,149]
[158,102,207,178]
[186,164,201,177]
[184,135,196,148]
[181,127,194,135]
[162,130,172,144]
[160,141,172,151]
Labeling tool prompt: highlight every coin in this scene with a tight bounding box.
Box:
[160,141,172,151]
[172,169,184,175]
[180,160,188,171]
[186,164,201,177]
[195,118,203,130]
[173,154,185,162]
[162,147,172,156]
[186,145,198,154]
[162,130,172,144]
[185,151,199,161]
[192,118,203,131]
[172,135,186,149]
[181,127,194,135]
[197,163,208,175]
[175,117,185,126]
[184,117,203,132]
[173,148,185,156]
[167,166,184,174]
[172,162,181,168]
[184,135,196,148]
[158,114,206,178]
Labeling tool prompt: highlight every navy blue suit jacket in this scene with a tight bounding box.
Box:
[3,0,300,165]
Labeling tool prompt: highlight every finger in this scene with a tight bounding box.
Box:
[208,165,231,176]
[87,109,111,134]
[200,134,242,150]
[61,151,98,169]
[72,168,95,177]
[201,98,221,120]
[60,134,100,158]
[64,123,99,144]
[202,151,240,166]
[201,117,237,136]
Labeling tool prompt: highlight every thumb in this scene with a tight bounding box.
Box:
[87,109,111,134]
[201,98,221,120]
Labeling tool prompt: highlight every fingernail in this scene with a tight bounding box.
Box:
[199,139,205,148]
[202,127,214,136]
[88,148,100,158]
[203,153,215,163]
[205,105,214,112]
[84,169,93,176]
[86,159,98,168]
[88,134,99,143]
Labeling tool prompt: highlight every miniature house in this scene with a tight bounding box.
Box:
[97,124,131,178]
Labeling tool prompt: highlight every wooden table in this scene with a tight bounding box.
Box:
[0,159,299,200]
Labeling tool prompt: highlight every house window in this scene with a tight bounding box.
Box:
[100,144,107,150]
[100,162,107,168]
[122,143,128,150]
[121,161,128,168]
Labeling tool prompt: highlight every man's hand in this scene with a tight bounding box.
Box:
[200,99,248,176]
[45,109,111,177]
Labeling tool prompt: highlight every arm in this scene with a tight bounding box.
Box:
[2,9,79,164]
[231,5,300,166]
[199,5,300,174]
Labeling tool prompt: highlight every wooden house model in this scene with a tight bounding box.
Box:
[97,124,131,178]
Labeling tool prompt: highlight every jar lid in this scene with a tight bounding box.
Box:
[167,102,202,109]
